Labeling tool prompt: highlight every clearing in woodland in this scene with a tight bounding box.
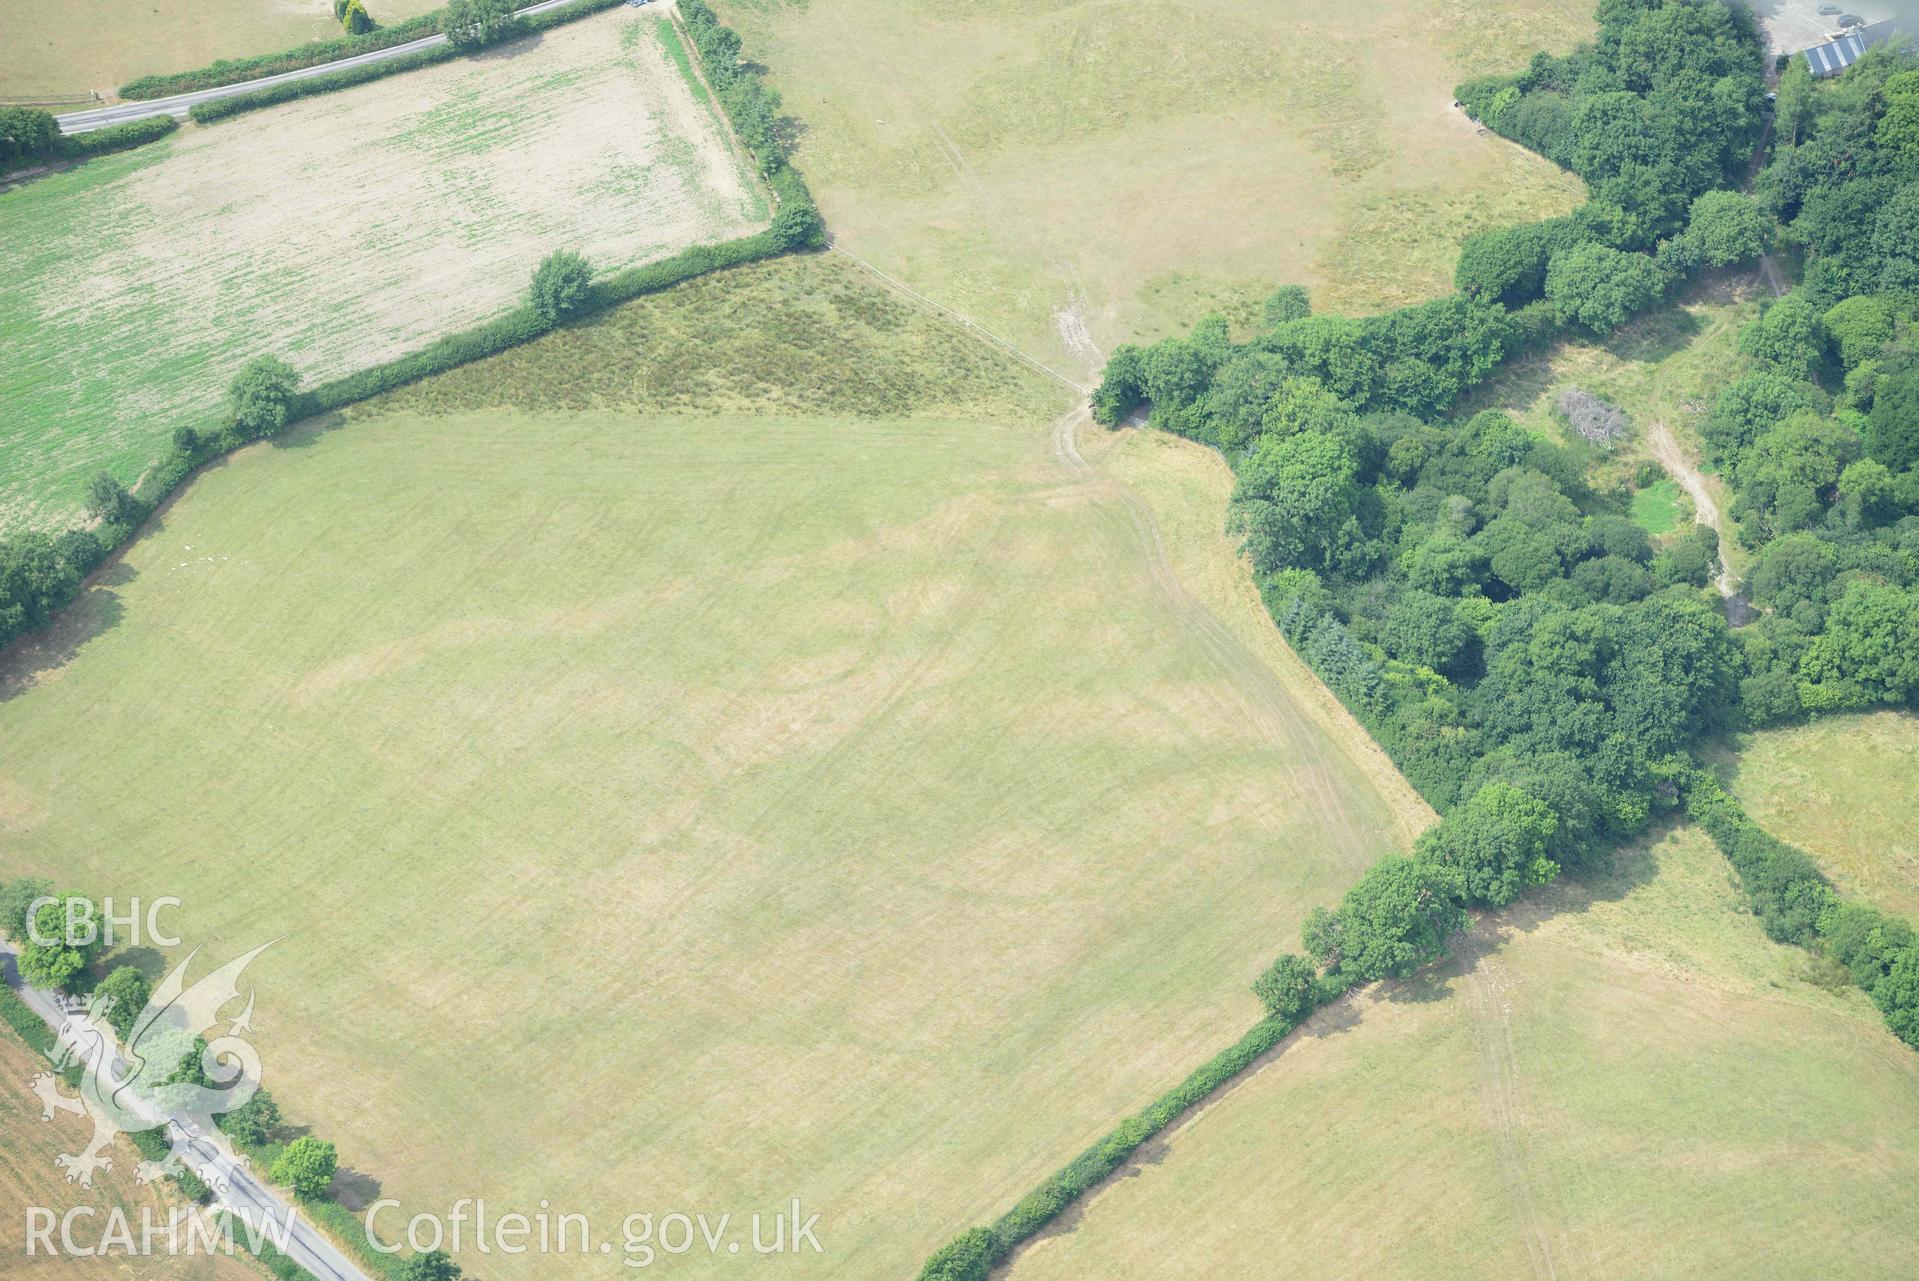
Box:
[1006,824,1919,1281]
[711,0,1590,376]
[0,254,1429,1279]
[0,7,765,532]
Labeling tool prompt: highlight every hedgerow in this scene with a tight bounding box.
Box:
[6,0,817,694]
[1686,773,1919,1048]
[120,14,444,99]
[188,44,458,122]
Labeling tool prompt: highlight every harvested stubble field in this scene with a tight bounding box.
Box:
[1724,711,1919,920]
[0,1030,258,1281]
[0,254,1429,1278]
[0,7,766,532]
[1008,824,1919,1281]
[711,0,1590,376]
[0,0,442,102]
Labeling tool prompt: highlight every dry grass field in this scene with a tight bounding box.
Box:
[0,255,1428,1278]
[0,7,766,532]
[0,0,441,101]
[711,0,1590,377]
[0,1031,259,1281]
[1724,711,1919,920]
[1008,825,1919,1281]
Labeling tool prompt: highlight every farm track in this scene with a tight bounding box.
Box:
[1645,419,1740,601]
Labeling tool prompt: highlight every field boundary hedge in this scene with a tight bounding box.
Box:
[0,114,179,181]
[189,0,627,124]
[121,14,445,99]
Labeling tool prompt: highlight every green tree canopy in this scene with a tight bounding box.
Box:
[269,1137,338,1200]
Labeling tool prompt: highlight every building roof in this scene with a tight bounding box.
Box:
[1803,20,1899,78]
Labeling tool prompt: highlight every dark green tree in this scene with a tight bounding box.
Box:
[228,356,302,441]
[268,1137,338,1200]
[528,250,593,327]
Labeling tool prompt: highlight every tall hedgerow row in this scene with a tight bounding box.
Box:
[189,0,629,124]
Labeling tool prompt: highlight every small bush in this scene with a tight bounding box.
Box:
[529,250,593,327]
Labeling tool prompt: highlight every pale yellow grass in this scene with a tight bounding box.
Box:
[0,248,1425,1278]
[714,0,1591,376]
[1009,825,1919,1281]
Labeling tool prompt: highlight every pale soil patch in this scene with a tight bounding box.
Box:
[0,8,766,530]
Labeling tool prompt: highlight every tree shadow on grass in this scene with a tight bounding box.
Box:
[1603,305,1705,366]
[270,410,350,452]
[468,30,549,64]
[1389,825,1666,1006]
[0,564,128,703]
[329,1168,383,1212]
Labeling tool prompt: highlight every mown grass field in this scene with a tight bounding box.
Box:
[1724,711,1919,920]
[1008,824,1919,1281]
[0,1029,259,1281]
[0,0,441,101]
[0,255,1429,1278]
[711,0,1590,377]
[0,7,765,533]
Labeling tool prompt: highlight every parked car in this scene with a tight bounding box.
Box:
[1838,13,1865,26]
[1817,4,1841,14]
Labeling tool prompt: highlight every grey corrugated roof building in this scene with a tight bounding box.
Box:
[1802,20,1899,78]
